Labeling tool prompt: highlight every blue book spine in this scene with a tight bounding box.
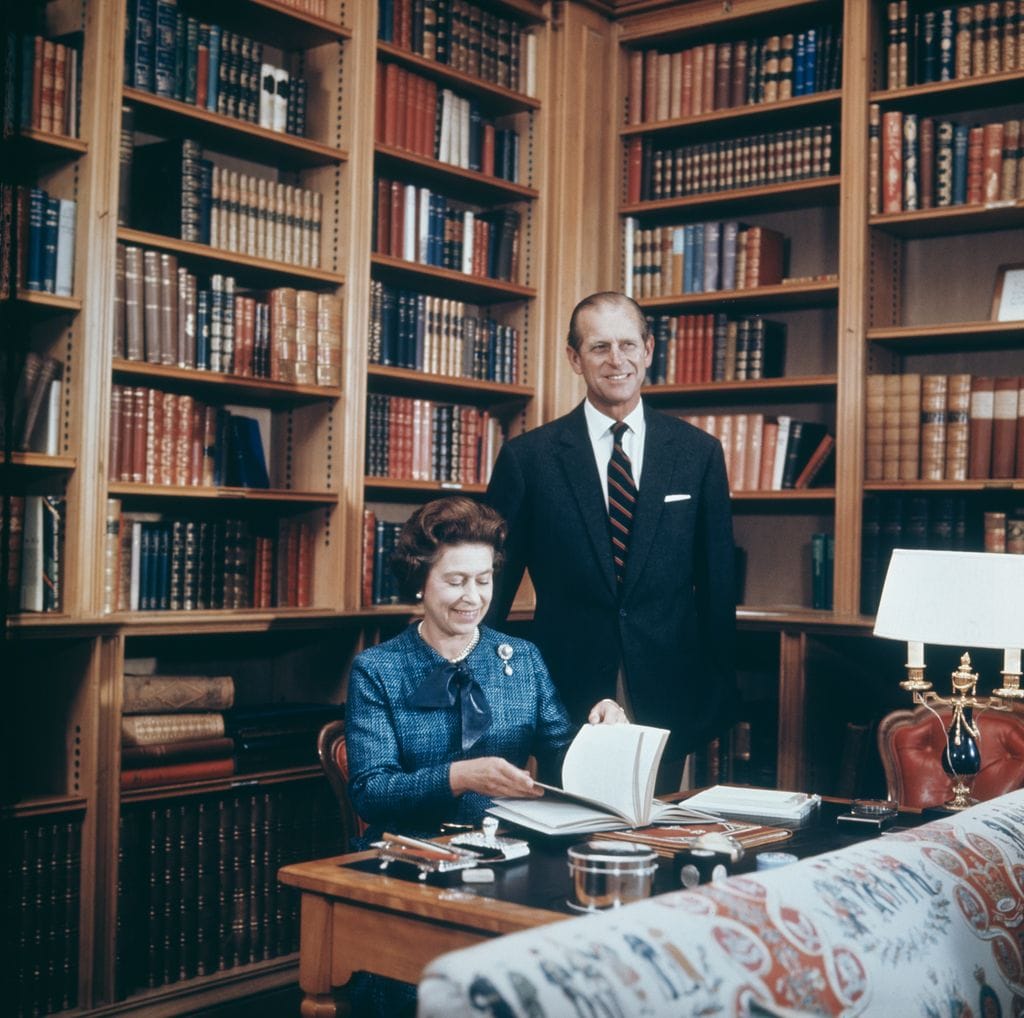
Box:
[431,194,444,267]
[139,523,153,611]
[153,0,178,98]
[198,158,212,245]
[379,0,394,42]
[919,10,938,84]
[682,224,694,294]
[173,11,186,101]
[794,32,806,95]
[184,17,198,104]
[132,0,156,92]
[951,124,968,205]
[487,320,498,381]
[692,223,705,293]
[414,293,426,370]
[196,288,210,369]
[206,24,220,112]
[804,28,817,94]
[157,523,171,610]
[26,187,47,291]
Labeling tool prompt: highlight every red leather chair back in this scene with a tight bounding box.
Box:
[317,719,368,842]
[877,706,1024,809]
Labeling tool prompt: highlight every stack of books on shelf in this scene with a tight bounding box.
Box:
[102,501,314,613]
[115,782,343,995]
[1,185,76,297]
[376,62,520,182]
[625,221,792,299]
[625,23,843,124]
[625,123,836,204]
[226,702,344,772]
[362,509,403,605]
[0,350,62,454]
[373,178,520,281]
[120,670,237,790]
[2,495,64,613]
[108,388,270,489]
[377,0,535,95]
[6,32,82,137]
[3,815,81,1016]
[644,312,785,385]
[365,393,503,485]
[681,413,834,492]
[866,374,1024,482]
[871,109,1022,215]
[123,7,308,135]
[883,2,1023,89]
[368,282,518,381]
[983,508,1024,552]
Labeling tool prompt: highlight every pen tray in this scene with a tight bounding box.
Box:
[372,839,480,880]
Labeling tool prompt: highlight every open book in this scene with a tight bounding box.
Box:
[488,724,722,835]
[683,785,822,823]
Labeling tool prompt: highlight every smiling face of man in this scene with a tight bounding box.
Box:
[567,301,654,420]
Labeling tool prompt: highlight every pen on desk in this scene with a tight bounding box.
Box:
[381,832,464,862]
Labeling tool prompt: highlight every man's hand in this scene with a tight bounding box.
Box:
[587,698,629,725]
[449,757,542,799]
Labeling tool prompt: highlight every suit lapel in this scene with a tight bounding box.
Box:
[556,405,617,597]
[623,407,679,599]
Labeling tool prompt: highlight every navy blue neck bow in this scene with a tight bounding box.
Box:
[410,661,492,753]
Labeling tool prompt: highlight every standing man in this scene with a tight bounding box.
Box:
[486,292,736,784]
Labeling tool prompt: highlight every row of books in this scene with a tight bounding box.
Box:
[362,512,404,605]
[681,413,835,492]
[624,220,787,299]
[115,781,343,994]
[365,393,502,485]
[4,815,81,1017]
[625,124,837,205]
[114,245,341,384]
[376,62,520,182]
[983,508,1024,552]
[866,374,1024,482]
[811,532,835,610]
[873,111,1023,215]
[3,495,63,613]
[884,1,1023,89]
[625,23,843,125]
[644,313,785,386]
[7,32,81,138]
[109,387,271,489]
[125,137,323,268]
[368,281,519,382]
[0,351,62,453]
[101,501,314,613]
[3,184,77,297]
[124,3,308,136]
[377,0,533,95]
[373,178,521,281]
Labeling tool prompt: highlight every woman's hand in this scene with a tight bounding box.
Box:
[587,698,629,725]
[450,757,542,799]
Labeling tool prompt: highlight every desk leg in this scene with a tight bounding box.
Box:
[298,893,352,1018]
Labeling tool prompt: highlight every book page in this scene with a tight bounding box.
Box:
[489,798,627,835]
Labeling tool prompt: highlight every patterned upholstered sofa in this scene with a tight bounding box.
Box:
[417,790,1024,1017]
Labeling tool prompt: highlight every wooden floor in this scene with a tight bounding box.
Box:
[182,984,302,1017]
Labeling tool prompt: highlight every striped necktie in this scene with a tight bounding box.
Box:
[608,421,637,587]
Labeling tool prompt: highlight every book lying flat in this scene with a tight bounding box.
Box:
[591,821,793,859]
[488,723,723,835]
[683,784,822,823]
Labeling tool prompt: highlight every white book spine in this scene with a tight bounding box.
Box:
[54,198,76,297]
[273,67,289,133]
[438,90,452,164]
[623,216,635,296]
[20,495,44,611]
[402,184,417,262]
[259,63,276,129]
[462,211,475,275]
[129,520,143,611]
[771,415,792,491]
[417,186,431,263]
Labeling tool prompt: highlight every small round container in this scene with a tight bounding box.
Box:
[756,851,798,871]
[567,840,658,912]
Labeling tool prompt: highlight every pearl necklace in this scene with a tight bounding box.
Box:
[418,622,480,664]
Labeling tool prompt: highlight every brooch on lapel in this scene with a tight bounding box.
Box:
[497,644,514,676]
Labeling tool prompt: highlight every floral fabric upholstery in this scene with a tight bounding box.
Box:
[417,790,1024,1018]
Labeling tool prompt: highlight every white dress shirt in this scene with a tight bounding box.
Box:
[583,399,646,510]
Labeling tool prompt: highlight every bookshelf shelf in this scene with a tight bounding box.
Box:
[107,482,337,504]
[119,764,322,804]
[370,253,535,300]
[732,488,836,502]
[864,480,1024,493]
[12,128,88,159]
[364,477,488,497]
[620,90,842,139]
[5,452,77,471]
[621,176,841,219]
[375,145,539,202]
[377,41,541,114]
[1,795,89,819]
[638,279,839,312]
[869,202,1024,238]
[116,228,345,287]
[15,290,83,313]
[210,0,351,47]
[643,374,837,402]
[123,88,349,168]
[737,607,874,633]
[111,358,341,405]
[367,364,533,403]
[867,320,1024,352]
[869,69,1024,114]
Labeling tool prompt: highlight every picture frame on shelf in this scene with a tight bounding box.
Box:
[991,264,1024,323]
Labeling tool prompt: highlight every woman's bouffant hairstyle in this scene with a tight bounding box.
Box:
[390,496,507,602]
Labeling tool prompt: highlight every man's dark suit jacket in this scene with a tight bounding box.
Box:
[486,401,737,758]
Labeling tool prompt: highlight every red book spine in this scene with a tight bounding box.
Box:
[982,121,1004,202]
[120,757,235,790]
[109,384,123,482]
[966,124,985,204]
[992,375,1019,478]
[969,376,995,478]
[882,111,904,213]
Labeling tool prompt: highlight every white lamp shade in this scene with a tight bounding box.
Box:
[873,549,1024,649]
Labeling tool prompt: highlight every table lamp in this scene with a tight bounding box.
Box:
[873,549,1024,810]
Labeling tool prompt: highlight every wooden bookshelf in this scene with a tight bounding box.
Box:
[638,278,839,311]
[622,176,842,217]
[370,253,537,300]
[375,144,540,202]
[643,373,838,401]
[367,363,534,402]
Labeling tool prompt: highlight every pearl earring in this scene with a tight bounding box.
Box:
[415,591,423,600]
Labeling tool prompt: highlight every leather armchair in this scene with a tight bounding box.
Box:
[317,719,368,844]
[877,705,1024,809]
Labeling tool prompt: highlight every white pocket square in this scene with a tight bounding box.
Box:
[664,494,691,503]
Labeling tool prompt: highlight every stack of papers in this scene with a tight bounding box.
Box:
[683,785,821,823]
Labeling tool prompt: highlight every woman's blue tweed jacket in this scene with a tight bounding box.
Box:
[346,624,574,837]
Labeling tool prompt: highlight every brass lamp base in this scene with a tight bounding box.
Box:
[944,778,976,812]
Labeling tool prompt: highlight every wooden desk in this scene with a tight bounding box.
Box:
[278,846,569,1017]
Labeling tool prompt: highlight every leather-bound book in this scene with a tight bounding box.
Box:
[627,48,643,125]
[966,124,985,203]
[969,376,995,477]
[869,103,881,214]
[865,373,885,480]
[919,373,947,480]
[919,116,935,208]
[714,41,732,109]
[992,375,1019,477]
[945,373,972,480]
[882,110,903,212]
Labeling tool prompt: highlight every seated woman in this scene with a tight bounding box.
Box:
[346,495,626,840]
